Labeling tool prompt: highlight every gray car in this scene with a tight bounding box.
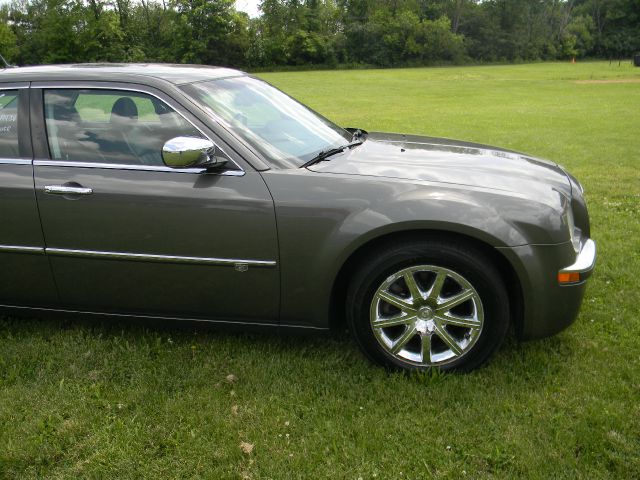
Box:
[0,64,596,372]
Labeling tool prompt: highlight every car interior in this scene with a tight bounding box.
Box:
[44,89,202,166]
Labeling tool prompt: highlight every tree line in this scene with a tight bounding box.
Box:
[1,0,639,69]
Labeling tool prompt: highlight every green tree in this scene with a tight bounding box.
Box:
[0,8,18,63]
[173,0,249,66]
[566,14,595,57]
[1,0,639,69]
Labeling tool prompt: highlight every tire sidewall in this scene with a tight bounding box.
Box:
[347,241,509,372]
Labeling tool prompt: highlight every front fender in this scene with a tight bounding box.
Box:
[261,169,567,328]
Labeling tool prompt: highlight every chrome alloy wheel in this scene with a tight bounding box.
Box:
[369,265,484,367]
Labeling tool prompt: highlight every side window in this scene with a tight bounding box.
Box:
[0,90,19,159]
[44,89,203,166]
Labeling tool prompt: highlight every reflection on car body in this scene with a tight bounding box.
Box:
[0,64,595,372]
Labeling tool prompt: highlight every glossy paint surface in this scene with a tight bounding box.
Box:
[33,166,279,320]
[0,161,59,306]
[309,132,572,202]
[0,84,60,306]
[0,64,593,340]
[0,63,243,85]
[261,160,579,333]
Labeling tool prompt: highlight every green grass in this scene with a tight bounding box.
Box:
[1,61,639,479]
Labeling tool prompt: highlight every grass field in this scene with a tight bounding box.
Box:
[1,61,639,479]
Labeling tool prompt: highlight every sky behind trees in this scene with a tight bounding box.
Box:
[235,0,260,17]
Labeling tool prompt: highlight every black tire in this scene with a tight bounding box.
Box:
[346,239,510,372]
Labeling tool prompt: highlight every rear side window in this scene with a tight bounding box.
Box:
[44,89,203,166]
[0,90,19,159]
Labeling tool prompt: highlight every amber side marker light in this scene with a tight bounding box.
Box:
[558,272,581,284]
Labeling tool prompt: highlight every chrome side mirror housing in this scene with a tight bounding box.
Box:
[162,136,229,170]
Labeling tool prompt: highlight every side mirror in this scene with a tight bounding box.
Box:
[162,136,228,170]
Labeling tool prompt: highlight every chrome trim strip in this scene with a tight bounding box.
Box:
[0,244,44,254]
[0,84,28,89]
[45,185,93,195]
[31,83,245,175]
[0,158,31,165]
[46,247,276,268]
[560,239,596,275]
[33,159,245,176]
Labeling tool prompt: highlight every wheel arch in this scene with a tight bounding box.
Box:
[328,229,524,335]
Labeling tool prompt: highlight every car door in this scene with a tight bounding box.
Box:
[0,83,59,307]
[30,82,279,323]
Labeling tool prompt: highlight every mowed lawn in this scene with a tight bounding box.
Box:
[1,62,639,479]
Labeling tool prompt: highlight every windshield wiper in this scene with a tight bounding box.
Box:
[300,140,363,169]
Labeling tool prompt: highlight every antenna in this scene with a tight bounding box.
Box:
[0,54,15,69]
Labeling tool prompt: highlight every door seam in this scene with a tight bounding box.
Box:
[28,82,62,302]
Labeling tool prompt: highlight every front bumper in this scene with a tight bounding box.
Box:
[497,239,596,340]
[559,239,596,281]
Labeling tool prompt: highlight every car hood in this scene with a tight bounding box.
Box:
[308,132,571,198]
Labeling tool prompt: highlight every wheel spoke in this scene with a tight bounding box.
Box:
[369,263,485,367]
[436,289,475,313]
[435,324,463,356]
[377,290,415,313]
[426,271,447,301]
[420,334,432,364]
[391,326,417,354]
[404,272,423,302]
[438,313,481,329]
[373,314,416,329]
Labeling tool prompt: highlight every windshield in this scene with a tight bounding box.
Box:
[182,76,351,168]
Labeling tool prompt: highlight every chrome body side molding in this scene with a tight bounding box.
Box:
[0,244,276,268]
[0,244,45,254]
[46,247,277,268]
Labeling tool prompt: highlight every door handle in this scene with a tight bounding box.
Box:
[44,185,93,196]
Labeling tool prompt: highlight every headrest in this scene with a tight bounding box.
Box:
[110,97,138,124]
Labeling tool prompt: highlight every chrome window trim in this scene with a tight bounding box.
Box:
[34,83,245,175]
[0,84,29,90]
[0,158,31,165]
[46,247,276,268]
[0,244,44,254]
[33,159,245,176]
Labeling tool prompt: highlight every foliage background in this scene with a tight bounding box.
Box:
[1,0,639,69]
[1,60,639,479]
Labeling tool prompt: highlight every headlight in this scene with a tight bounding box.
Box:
[565,206,582,252]
[566,170,585,195]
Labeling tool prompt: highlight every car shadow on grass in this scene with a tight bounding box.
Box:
[1,312,576,392]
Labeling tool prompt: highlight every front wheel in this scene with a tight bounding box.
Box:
[346,240,510,372]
